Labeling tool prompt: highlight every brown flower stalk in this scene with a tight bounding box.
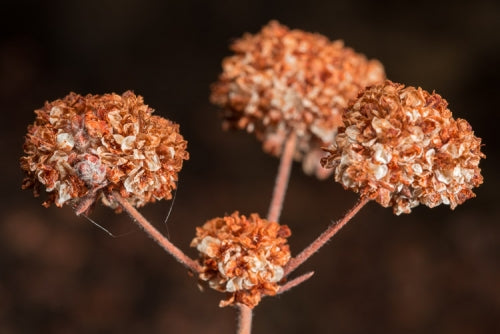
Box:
[322,81,485,214]
[237,304,253,334]
[112,191,200,273]
[277,271,315,294]
[284,197,369,276]
[20,91,189,214]
[211,20,385,179]
[191,212,292,308]
[267,132,297,223]
[236,271,315,334]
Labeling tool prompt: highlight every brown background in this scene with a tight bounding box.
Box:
[1,0,499,333]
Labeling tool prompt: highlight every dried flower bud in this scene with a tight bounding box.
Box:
[211,20,385,179]
[321,81,484,215]
[20,91,189,213]
[191,212,292,308]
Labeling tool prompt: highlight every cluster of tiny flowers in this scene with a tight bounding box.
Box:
[210,20,385,179]
[321,81,484,214]
[191,212,292,308]
[20,91,189,213]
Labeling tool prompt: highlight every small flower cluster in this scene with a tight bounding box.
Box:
[211,20,385,178]
[191,212,292,308]
[20,91,188,213]
[322,81,484,214]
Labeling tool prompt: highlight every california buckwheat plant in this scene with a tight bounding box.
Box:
[20,21,484,334]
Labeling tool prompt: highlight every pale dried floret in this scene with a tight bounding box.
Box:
[191,212,292,308]
[211,20,385,179]
[322,81,484,214]
[20,91,189,213]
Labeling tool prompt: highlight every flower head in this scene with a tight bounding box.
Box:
[191,212,292,308]
[20,91,189,214]
[321,81,484,215]
[210,20,385,179]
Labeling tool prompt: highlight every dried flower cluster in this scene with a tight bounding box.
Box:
[191,212,292,308]
[322,81,484,214]
[210,20,385,179]
[20,91,188,213]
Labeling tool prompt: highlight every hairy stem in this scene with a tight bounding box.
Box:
[237,304,253,334]
[284,197,369,276]
[267,132,297,222]
[278,271,314,295]
[112,191,200,273]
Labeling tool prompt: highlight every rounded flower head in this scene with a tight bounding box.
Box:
[190,212,292,308]
[321,81,484,215]
[20,91,189,214]
[210,20,385,179]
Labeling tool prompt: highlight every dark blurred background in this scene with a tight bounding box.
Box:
[1,0,499,333]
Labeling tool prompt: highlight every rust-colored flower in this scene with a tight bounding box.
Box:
[20,91,189,214]
[321,81,484,215]
[211,20,385,178]
[191,212,292,308]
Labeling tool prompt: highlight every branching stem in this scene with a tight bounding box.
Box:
[267,132,297,223]
[284,197,369,276]
[237,304,252,334]
[278,271,314,295]
[112,191,200,273]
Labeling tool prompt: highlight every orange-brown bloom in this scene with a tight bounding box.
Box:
[211,20,385,178]
[321,81,484,215]
[191,212,292,308]
[20,91,189,214]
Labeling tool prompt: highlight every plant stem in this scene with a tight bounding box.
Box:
[278,271,314,295]
[112,191,200,273]
[284,197,369,276]
[237,304,252,334]
[267,132,297,223]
